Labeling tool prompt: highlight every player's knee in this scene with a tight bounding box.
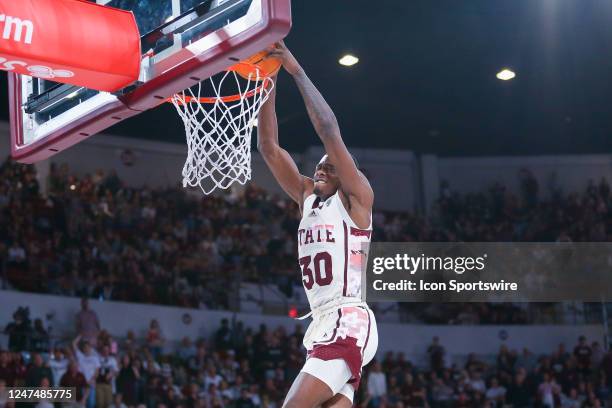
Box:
[282,396,309,408]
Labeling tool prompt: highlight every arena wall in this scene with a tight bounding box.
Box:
[0,290,605,363]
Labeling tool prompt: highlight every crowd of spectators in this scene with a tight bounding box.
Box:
[0,157,301,309]
[1,157,611,324]
[366,335,612,408]
[2,304,612,408]
[375,169,612,243]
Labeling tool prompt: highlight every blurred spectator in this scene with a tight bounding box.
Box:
[538,372,561,407]
[4,308,31,352]
[367,361,387,405]
[468,370,486,393]
[401,373,427,407]
[31,318,50,352]
[0,379,8,408]
[72,336,100,408]
[204,366,223,390]
[25,353,52,387]
[574,336,592,374]
[49,347,69,387]
[60,361,90,407]
[431,376,454,407]
[215,318,232,351]
[116,355,142,406]
[75,298,100,346]
[0,351,16,386]
[427,336,445,373]
[485,377,506,406]
[560,387,581,408]
[145,319,165,358]
[97,344,119,408]
[177,336,196,363]
[36,376,54,408]
[236,387,255,408]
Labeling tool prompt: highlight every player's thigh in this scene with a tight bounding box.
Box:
[283,371,334,408]
[321,392,353,408]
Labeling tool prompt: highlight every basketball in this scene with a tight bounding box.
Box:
[233,50,282,80]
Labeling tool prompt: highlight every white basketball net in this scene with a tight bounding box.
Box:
[171,68,274,195]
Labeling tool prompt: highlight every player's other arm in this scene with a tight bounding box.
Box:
[270,42,373,209]
[257,76,313,206]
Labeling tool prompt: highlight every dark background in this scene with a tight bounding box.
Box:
[2,0,612,155]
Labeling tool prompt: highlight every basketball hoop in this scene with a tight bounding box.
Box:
[170,54,279,195]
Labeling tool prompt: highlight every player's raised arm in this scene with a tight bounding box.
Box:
[269,42,373,209]
[257,74,313,206]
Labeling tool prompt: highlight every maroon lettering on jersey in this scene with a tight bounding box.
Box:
[305,229,314,244]
[299,225,337,246]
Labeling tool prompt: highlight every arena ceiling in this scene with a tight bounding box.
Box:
[2,0,612,156]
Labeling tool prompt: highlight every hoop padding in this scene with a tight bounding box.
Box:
[171,69,274,195]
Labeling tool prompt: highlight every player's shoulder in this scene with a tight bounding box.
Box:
[336,189,372,229]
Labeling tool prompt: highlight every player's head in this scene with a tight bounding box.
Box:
[313,154,359,198]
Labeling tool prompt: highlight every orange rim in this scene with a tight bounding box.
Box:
[167,62,273,105]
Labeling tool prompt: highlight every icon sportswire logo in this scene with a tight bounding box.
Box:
[0,14,34,45]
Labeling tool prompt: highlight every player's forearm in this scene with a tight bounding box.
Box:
[257,86,280,154]
[292,69,340,142]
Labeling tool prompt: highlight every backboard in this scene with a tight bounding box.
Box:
[9,0,291,163]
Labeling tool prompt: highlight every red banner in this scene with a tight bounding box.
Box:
[0,0,140,92]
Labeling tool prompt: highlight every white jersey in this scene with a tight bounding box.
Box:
[298,191,372,310]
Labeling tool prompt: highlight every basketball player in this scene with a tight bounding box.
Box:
[258,42,378,408]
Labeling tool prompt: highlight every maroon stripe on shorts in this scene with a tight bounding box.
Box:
[311,309,342,346]
[330,309,342,342]
[342,221,348,296]
[362,308,372,358]
[350,227,372,238]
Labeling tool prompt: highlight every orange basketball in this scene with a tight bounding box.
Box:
[233,50,281,80]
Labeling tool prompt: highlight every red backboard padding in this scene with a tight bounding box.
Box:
[0,0,140,92]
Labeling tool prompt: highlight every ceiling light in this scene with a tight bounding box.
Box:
[339,55,359,67]
[496,69,516,81]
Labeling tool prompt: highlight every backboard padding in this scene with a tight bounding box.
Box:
[10,0,290,163]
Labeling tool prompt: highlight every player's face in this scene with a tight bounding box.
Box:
[313,155,340,198]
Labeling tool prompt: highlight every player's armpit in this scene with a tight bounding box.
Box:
[258,144,313,205]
